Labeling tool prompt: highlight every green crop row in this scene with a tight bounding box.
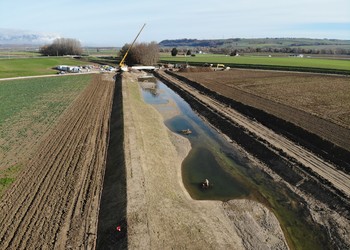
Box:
[0,75,91,126]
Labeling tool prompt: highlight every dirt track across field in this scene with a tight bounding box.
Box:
[0,74,114,249]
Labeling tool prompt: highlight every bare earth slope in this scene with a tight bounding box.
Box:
[0,74,114,249]
[122,72,288,249]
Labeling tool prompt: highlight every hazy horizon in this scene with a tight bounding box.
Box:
[1,0,349,46]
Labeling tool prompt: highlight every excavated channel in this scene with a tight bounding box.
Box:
[140,76,334,249]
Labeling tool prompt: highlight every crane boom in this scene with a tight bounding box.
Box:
[119,23,146,70]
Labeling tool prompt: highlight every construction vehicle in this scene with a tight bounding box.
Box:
[216,64,225,70]
[118,23,146,71]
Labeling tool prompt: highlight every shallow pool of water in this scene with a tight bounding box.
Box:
[142,79,252,200]
[140,77,331,249]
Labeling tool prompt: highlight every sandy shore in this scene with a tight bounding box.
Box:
[122,71,288,249]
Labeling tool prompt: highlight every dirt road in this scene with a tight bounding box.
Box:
[0,74,114,249]
[0,71,98,81]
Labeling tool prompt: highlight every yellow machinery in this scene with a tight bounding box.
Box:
[119,23,146,71]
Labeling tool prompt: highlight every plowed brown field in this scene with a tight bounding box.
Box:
[177,69,350,150]
[0,74,114,249]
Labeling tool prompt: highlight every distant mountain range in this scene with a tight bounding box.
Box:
[0,29,60,45]
[159,38,350,49]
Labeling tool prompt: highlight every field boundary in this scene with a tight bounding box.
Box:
[160,60,350,75]
[0,72,97,81]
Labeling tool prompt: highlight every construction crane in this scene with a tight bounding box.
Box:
[119,23,146,71]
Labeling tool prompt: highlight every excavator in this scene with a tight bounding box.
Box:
[118,23,146,72]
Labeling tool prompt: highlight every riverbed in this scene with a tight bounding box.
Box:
[140,77,331,250]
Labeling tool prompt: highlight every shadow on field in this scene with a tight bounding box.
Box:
[97,74,128,249]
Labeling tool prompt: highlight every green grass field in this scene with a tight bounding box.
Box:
[0,164,21,197]
[0,75,91,196]
[0,51,41,59]
[0,57,85,78]
[83,48,119,56]
[161,54,350,71]
[0,75,91,126]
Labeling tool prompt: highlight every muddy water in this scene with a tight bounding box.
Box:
[141,80,251,200]
[140,78,330,249]
[141,80,284,201]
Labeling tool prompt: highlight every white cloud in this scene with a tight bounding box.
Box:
[1,0,349,45]
[0,28,60,45]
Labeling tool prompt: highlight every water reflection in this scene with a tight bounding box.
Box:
[141,79,250,200]
[139,76,330,249]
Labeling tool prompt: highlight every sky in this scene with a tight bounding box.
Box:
[0,0,349,46]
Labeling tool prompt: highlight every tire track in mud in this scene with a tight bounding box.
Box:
[0,74,114,249]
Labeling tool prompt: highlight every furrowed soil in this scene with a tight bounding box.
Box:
[176,69,350,150]
[0,75,92,193]
[1,68,348,249]
[0,74,114,249]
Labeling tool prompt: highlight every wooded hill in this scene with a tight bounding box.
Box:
[159,38,350,54]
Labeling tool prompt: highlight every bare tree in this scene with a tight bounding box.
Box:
[119,42,159,65]
[40,38,83,56]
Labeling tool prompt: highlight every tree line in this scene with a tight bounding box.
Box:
[119,42,159,65]
[40,38,83,56]
[161,46,350,55]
